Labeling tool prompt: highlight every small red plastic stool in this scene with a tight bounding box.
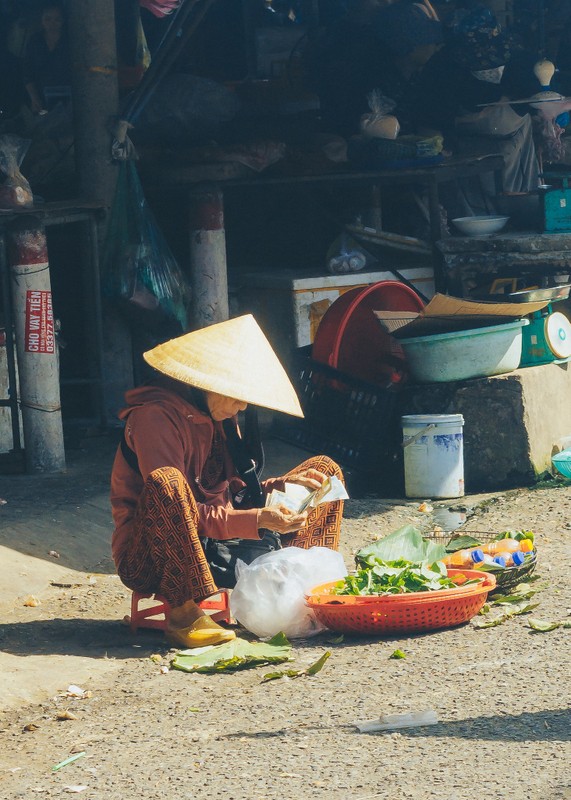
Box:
[128,590,231,633]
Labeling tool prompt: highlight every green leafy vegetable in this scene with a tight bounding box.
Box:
[494,530,535,544]
[356,525,446,567]
[389,649,407,659]
[444,535,484,553]
[334,559,460,596]
[171,633,292,674]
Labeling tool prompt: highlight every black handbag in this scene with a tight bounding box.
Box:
[201,530,281,589]
[201,410,281,588]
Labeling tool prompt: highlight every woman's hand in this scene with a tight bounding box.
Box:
[257,505,308,535]
[283,468,328,492]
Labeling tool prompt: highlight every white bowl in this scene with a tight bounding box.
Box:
[451,215,509,236]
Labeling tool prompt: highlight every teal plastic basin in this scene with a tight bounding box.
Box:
[400,320,529,383]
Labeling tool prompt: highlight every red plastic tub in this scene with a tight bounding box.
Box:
[311,281,424,386]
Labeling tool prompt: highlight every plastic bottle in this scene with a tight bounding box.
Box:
[482,539,521,555]
[443,548,485,568]
[496,551,526,568]
[474,554,507,569]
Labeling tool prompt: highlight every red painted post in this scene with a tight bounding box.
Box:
[8,217,66,472]
[189,184,229,329]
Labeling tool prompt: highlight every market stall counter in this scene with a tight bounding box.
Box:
[140,153,505,322]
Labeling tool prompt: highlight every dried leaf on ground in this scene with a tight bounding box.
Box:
[262,651,331,682]
[528,618,571,632]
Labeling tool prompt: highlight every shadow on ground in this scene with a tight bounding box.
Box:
[0,617,165,659]
[219,708,571,743]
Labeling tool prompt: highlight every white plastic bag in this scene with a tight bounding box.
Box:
[230,546,348,639]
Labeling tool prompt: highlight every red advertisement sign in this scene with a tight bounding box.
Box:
[24,290,55,354]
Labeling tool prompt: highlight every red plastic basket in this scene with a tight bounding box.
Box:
[305,569,496,635]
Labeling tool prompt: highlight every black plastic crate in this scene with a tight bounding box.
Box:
[273,347,402,482]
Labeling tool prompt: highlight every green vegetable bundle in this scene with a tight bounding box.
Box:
[332,524,470,597]
[333,559,457,596]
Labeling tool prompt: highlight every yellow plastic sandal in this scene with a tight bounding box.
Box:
[165,615,236,649]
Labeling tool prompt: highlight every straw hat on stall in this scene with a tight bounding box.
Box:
[143,314,304,417]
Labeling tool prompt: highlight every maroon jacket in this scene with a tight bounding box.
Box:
[110,386,285,567]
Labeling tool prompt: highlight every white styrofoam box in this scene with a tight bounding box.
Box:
[237,266,435,366]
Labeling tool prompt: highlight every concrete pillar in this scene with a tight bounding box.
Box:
[67,0,133,418]
[67,0,119,215]
[189,185,229,328]
[8,218,65,473]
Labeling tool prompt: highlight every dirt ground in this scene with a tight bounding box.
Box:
[0,434,570,800]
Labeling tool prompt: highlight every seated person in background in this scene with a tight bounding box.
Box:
[309,0,443,138]
[23,1,71,114]
[412,5,539,214]
[110,315,345,649]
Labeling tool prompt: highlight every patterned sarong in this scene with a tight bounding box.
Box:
[117,456,344,607]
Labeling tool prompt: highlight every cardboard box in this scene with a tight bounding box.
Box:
[375,293,550,339]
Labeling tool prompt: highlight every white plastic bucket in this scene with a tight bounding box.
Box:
[402,414,465,499]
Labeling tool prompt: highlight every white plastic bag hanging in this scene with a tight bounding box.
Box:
[230,546,347,639]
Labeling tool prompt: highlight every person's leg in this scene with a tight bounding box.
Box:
[280,455,344,551]
[118,466,235,647]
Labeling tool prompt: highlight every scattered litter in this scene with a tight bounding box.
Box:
[354,710,439,733]
[52,752,86,772]
[417,502,433,513]
[262,651,331,682]
[51,576,97,589]
[63,786,88,793]
[0,498,7,505]
[23,595,41,607]
[48,550,60,559]
[171,632,292,674]
[389,649,407,659]
[159,665,169,674]
[149,654,162,664]
[528,618,571,632]
[188,708,202,713]
[65,685,92,699]
[56,710,78,721]
[23,723,39,732]
[326,633,344,645]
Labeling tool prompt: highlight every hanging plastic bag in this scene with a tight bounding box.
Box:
[360,90,400,140]
[102,161,189,328]
[230,546,348,639]
[0,135,33,209]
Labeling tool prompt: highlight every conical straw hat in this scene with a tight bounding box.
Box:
[143,315,304,418]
